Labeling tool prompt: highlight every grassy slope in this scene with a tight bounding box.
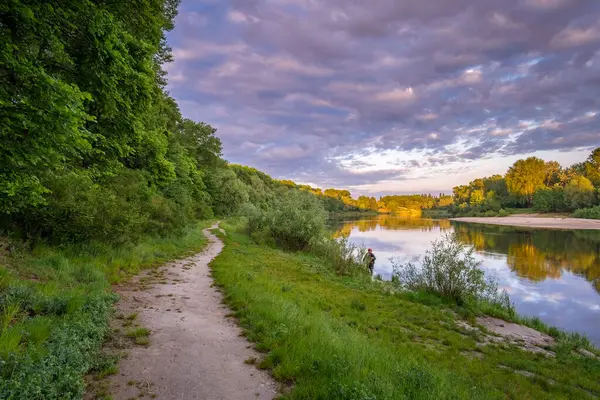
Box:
[211,222,600,400]
[0,221,212,399]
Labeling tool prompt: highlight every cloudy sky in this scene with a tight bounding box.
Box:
[165,0,600,196]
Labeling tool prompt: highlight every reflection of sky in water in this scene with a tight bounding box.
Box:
[341,219,600,346]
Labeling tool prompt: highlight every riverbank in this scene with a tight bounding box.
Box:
[451,215,600,230]
[329,210,381,218]
[210,220,600,399]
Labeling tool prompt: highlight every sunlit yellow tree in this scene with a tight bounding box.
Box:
[505,157,547,206]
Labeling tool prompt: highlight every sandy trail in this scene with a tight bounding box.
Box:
[105,224,277,399]
[450,215,600,230]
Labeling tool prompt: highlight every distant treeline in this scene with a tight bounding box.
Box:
[441,148,600,217]
[296,148,600,218]
[278,181,453,214]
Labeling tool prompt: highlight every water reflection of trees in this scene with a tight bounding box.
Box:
[331,214,452,238]
[452,222,600,293]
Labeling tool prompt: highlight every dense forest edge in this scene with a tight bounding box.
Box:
[0,2,367,398]
[1,1,600,399]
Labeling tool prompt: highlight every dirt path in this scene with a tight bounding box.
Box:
[450,215,600,230]
[104,224,277,399]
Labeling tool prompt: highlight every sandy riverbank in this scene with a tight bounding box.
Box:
[450,214,600,230]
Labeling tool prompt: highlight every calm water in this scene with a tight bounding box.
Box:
[329,215,600,346]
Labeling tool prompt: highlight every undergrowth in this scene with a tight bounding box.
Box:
[573,205,600,220]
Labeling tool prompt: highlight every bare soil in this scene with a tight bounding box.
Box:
[101,224,277,399]
[450,215,600,230]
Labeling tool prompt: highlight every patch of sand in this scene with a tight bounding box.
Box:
[450,215,600,230]
[103,224,277,399]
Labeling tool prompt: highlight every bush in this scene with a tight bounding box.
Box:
[391,233,511,308]
[573,205,600,220]
[564,176,596,209]
[244,190,328,251]
[310,236,368,275]
[533,187,566,212]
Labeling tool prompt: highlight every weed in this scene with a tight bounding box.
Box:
[126,327,150,345]
[126,327,150,339]
[135,337,150,346]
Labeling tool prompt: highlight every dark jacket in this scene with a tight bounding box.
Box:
[367,251,376,264]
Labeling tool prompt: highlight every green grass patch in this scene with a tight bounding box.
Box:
[0,221,213,399]
[125,327,151,345]
[210,221,600,399]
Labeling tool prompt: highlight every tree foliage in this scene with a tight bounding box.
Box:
[564,176,596,210]
[441,148,600,215]
[584,148,600,187]
[505,157,547,206]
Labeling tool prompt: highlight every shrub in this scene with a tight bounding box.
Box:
[310,236,368,275]
[573,205,600,220]
[391,233,511,308]
[533,186,566,212]
[244,190,327,251]
[497,209,510,217]
[19,170,151,244]
[564,176,595,210]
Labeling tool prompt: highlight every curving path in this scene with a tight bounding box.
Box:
[105,224,277,399]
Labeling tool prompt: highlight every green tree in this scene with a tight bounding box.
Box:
[505,157,547,207]
[437,195,453,207]
[452,185,471,204]
[369,197,379,211]
[583,148,600,187]
[177,119,223,167]
[564,176,596,210]
[357,196,371,209]
[533,187,566,212]
[204,168,249,216]
[483,175,508,198]
[470,190,485,206]
[544,161,562,187]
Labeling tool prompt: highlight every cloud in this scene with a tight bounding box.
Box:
[166,0,600,193]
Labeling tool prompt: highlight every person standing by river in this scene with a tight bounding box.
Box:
[365,248,376,274]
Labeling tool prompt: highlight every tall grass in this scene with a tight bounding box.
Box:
[309,236,369,275]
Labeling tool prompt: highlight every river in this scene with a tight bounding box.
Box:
[329,214,600,346]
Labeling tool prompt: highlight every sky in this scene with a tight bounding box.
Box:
[165,0,600,196]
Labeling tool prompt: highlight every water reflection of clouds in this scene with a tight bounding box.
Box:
[338,217,600,346]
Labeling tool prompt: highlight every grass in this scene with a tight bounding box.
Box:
[210,221,600,399]
[126,327,151,345]
[0,221,213,399]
